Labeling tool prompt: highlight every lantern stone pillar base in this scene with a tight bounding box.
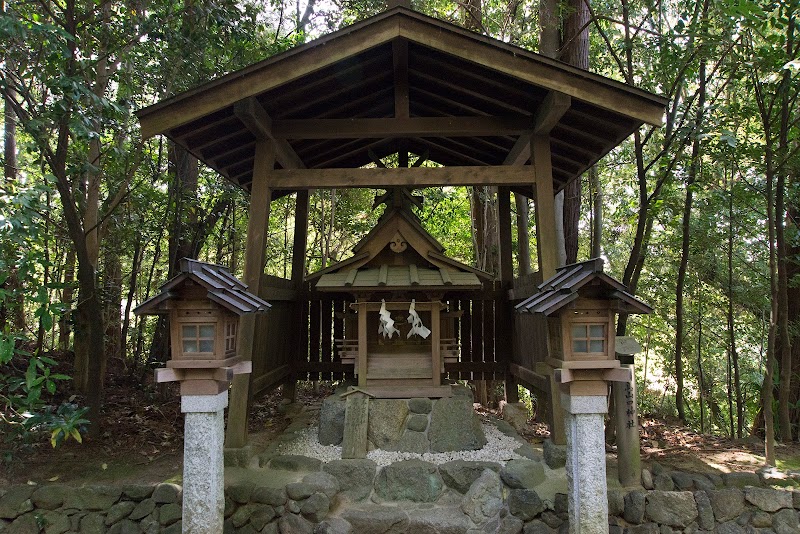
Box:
[182,391,228,534]
[561,393,609,534]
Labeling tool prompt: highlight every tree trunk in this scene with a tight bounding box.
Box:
[727,176,743,438]
[514,194,532,275]
[559,0,590,264]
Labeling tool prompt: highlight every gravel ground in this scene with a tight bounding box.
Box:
[277,423,525,467]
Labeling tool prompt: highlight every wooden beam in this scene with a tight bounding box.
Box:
[272,116,535,139]
[504,91,571,166]
[397,16,665,125]
[233,97,306,170]
[393,39,409,119]
[226,140,275,449]
[534,92,571,134]
[532,135,558,280]
[267,165,536,189]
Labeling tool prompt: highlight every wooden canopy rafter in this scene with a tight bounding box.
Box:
[136,7,666,194]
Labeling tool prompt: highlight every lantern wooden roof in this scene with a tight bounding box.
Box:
[515,258,652,316]
[135,258,271,315]
[136,7,667,195]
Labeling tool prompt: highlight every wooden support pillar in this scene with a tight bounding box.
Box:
[357,300,367,387]
[284,189,310,403]
[226,140,275,448]
[497,187,519,403]
[532,136,558,280]
[431,302,441,387]
[531,135,565,444]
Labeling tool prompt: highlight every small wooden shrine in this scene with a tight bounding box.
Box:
[308,188,491,398]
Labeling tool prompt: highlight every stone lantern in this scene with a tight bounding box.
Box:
[134,258,269,534]
[516,258,651,533]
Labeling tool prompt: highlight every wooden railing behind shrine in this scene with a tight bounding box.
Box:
[292,282,507,383]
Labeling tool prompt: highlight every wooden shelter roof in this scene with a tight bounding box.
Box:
[136,7,667,194]
[515,258,652,316]
[134,258,271,315]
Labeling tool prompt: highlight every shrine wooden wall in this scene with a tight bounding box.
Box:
[508,271,550,396]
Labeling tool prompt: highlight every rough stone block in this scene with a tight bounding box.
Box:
[0,486,34,520]
[502,403,530,433]
[152,483,182,504]
[723,472,761,488]
[508,488,545,520]
[80,511,106,534]
[653,473,675,491]
[248,504,276,531]
[624,523,659,534]
[31,485,70,510]
[624,490,646,524]
[745,486,793,512]
[314,517,353,534]
[715,520,746,534]
[429,396,486,452]
[129,498,156,521]
[522,519,552,534]
[300,493,330,523]
[553,493,568,514]
[709,488,746,523]
[323,459,376,502]
[773,508,800,534]
[461,469,503,526]
[64,486,121,511]
[375,459,444,502]
[278,513,314,534]
[500,459,546,489]
[224,445,254,468]
[287,482,315,501]
[671,471,695,490]
[389,430,429,453]
[302,472,340,500]
[227,484,254,504]
[540,510,563,528]
[341,505,409,533]
[269,455,322,472]
[439,460,502,494]
[406,414,429,432]
[105,501,136,525]
[750,510,772,528]
[514,443,541,461]
[542,439,566,469]
[408,398,432,414]
[693,490,714,531]
[484,515,524,534]
[645,491,698,527]
[42,510,70,534]
[319,396,346,446]
[607,489,625,516]
[368,400,409,449]
[107,518,139,534]
[252,486,287,507]
[158,503,182,526]
[7,513,39,534]
[641,469,654,490]
[231,503,259,528]
[121,485,153,500]
[406,505,471,533]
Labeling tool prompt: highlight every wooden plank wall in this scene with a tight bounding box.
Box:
[251,274,296,396]
[509,271,549,395]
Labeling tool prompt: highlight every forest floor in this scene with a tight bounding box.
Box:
[2,352,799,487]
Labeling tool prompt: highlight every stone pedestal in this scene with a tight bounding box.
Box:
[182,391,228,534]
[612,363,641,487]
[561,394,609,534]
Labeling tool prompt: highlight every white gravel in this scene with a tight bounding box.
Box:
[276,423,526,467]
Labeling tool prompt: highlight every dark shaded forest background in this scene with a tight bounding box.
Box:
[1,0,798,463]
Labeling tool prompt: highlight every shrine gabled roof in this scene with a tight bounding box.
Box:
[315,264,482,291]
[136,7,667,194]
[515,258,652,316]
[134,258,271,316]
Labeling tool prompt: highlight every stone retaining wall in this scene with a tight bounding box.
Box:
[2,464,799,533]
